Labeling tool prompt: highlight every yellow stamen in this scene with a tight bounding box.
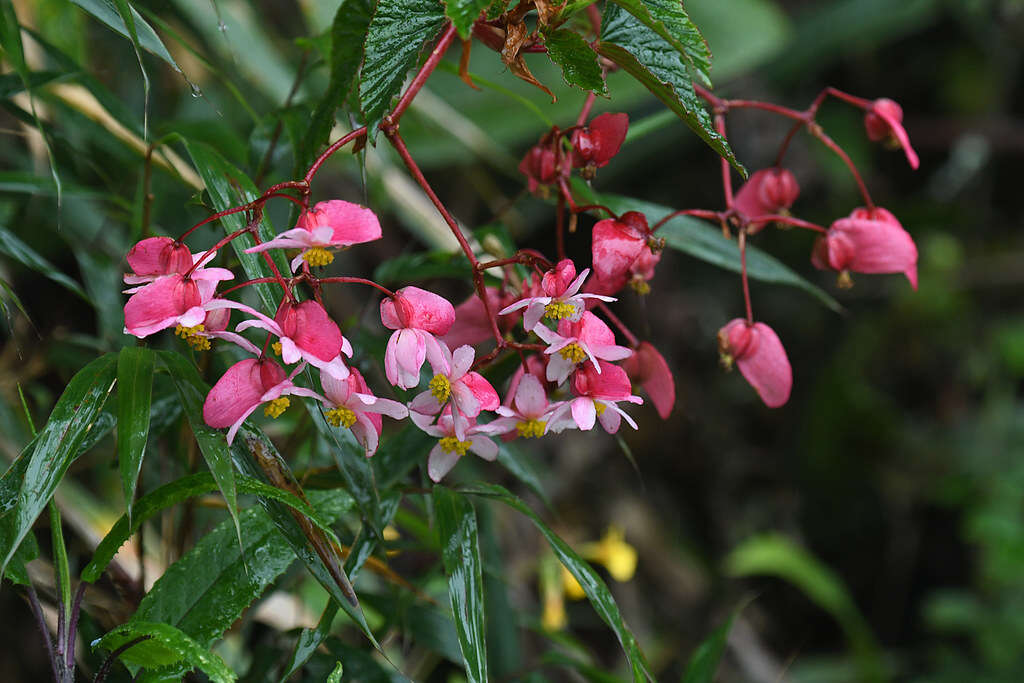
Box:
[272,341,282,355]
[324,406,357,429]
[303,247,334,267]
[263,397,290,418]
[429,374,451,403]
[558,343,587,364]
[439,436,472,456]
[629,278,651,295]
[174,324,210,351]
[594,402,607,416]
[516,419,547,438]
[544,300,576,320]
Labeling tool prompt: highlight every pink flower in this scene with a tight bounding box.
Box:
[519,144,559,194]
[409,343,499,441]
[380,286,456,390]
[732,168,800,233]
[412,408,499,482]
[811,207,918,289]
[123,237,198,285]
[245,200,382,271]
[622,341,675,419]
[571,113,628,174]
[591,213,647,282]
[209,299,353,379]
[123,270,232,338]
[489,374,563,439]
[171,305,263,355]
[717,319,792,408]
[533,311,633,384]
[499,259,614,331]
[442,287,518,348]
[203,358,321,445]
[319,367,408,456]
[864,98,919,170]
[549,360,642,434]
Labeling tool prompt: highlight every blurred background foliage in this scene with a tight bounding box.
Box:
[1,0,1022,680]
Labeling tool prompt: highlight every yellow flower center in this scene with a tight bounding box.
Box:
[558,343,587,364]
[429,374,451,403]
[628,278,651,295]
[439,436,472,456]
[516,419,547,438]
[303,247,334,267]
[594,402,607,416]
[263,397,290,418]
[324,406,357,429]
[544,301,576,320]
[272,341,283,355]
[174,324,210,351]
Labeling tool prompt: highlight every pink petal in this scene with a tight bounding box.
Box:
[570,397,597,431]
[428,443,460,482]
[123,274,202,337]
[592,219,646,282]
[461,371,499,412]
[469,436,498,461]
[542,259,577,298]
[127,237,192,276]
[276,300,345,363]
[827,216,918,289]
[724,320,792,408]
[514,374,547,417]
[355,394,409,420]
[587,112,629,167]
[450,345,476,380]
[410,390,443,415]
[243,228,314,253]
[865,99,919,170]
[203,358,267,429]
[596,402,622,433]
[310,200,383,246]
[571,360,634,401]
[622,341,675,419]
[381,286,456,334]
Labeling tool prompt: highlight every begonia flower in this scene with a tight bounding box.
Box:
[203,358,321,445]
[864,98,919,170]
[172,306,259,354]
[123,270,232,338]
[591,212,648,283]
[622,341,675,419]
[717,319,792,408]
[409,343,499,441]
[245,200,382,271]
[442,287,517,348]
[732,168,800,233]
[319,367,408,457]
[499,259,614,331]
[123,236,202,285]
[811,207,918,289]
[411,407,499,482]
[380,286,456,390]
[533,311,633,384]
[548,360,642,434]
[489,374,564,439]
[571,112,628,175]
[519,144,559,194]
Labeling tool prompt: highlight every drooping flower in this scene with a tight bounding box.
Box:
[123,236,201,285]
[811,207,918,289]
[411,407,499,482]
[864,98,919,170]
[488,374,564,439]
[245,200,382,271]
[203,358,321,445]
[622,341,675,419]
[717,319,792,408]
[380,286,456,390]
[123,270,232,338]
[409,343,499,440]
[732,168,800,233]
[499,259,615,332]
[319,367,408,456]
[591,212,647,282]
[519,143,559,195]
[571,112,628,176]
[533,311,633,384]
[548,360,642,433]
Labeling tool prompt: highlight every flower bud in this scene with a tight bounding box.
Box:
[717,319,791,408]
[733,168,800,233]
[864,98,919,170]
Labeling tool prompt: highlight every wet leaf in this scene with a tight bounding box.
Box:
[544,28,606,94]
[94,621,235,682]
[117,346,154,521]
[69,0,181,72]
[607,0,712,86]
[445,0,490,39]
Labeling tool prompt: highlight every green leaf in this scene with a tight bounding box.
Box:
[725,534,885,682]
[461,483,654,682]
[359,0,446,140]
[373,250,472,286]
[0,278,31,330]
[299,0,373,171]
[495,443,549,507]
[0,224,90,302]
[327,661,344,683]
[108,0,151,139]
[68,0,181,72]
[607,0,712,86]
[681,601,747,683]
[278,601,339,683]
[117,347,154,521]
[570,180,842,312]
[1,527,37,586]
[433,486,488,683]
[544,29,606,94]
[182,140,289,315]
[444,0,490,39]
[597,6,742,173]
[0,354,116,577]
[94,621,235,682]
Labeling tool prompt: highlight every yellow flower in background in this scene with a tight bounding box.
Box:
[584,526,638,583]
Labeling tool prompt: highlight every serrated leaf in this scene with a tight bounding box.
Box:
[359,0,446,140]
[94,621,235,682]
[434,486,488,683]
[544,29,606,94]
[681,601,747,683]
[0,354,116,577]
[597,5,742,173]
[608,0,711,86]
[445,0,490,39]
[461,483,654,682]
[69,0,181,72]
[570,180,841,312]
[298,0,373,171]
[117,347,153,521]
[0,224,90,302]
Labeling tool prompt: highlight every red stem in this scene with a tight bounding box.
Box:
[389,24,457,123]
[716,114,734,208]
[303,127,368,186]
[738,230,753,324]
[556,193,566,261]
[596,301,639,348]
[319,276,396,298]
[218,277,281,296]
[749,214,827,233]
[183,227,249,278]
[651,208,723,231]
[809,125,875,209]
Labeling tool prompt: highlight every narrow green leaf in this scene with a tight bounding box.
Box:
[327,661,344,682]
[108,0,151,140]
[0,70,69,98]
[278,601,340,683]
[461,483,654,682]
[299,0,373,171]
[0,525,37,586]
[681,601,747,683]
[495,443,549,507]
[444,0,490,39]
[570,180,842,312]
[0,354,116,577]
[68,0,182,72]
[50,504,72,623]
[0,278,31,330]
[433,487,488,683]
[94,621,235,682]
[544,29,606,94]
[117,347,154,521]
[0,224,90,302]
[359,0,446,140]
[598,5,742,173]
